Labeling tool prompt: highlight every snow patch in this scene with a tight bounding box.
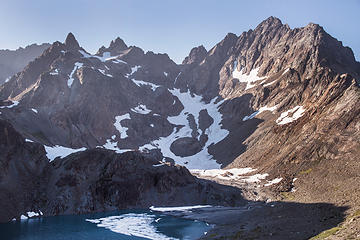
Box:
[232,61,266,90]
[163,72,168,77]
[126,65,141,78]
[276,106,306,125]
[4,76,11,83]
[0,100,19,109]
[44,145,86,162]
[131,79,160,91]
[31,108,38,113]
[97,69,113,77]
[102,139,132,153]
[150,205,212,212]
[114,114,131,139]
[25,139,34,143]
[191,168,256,180]
[174,72,181,84]
[79,50,127,64]
[282,68,290,75]
[265,177,283,187]
[86,213,176,240]
[242,105,277,121]
[20,215,28,220]
[27,212,40,218]
[50,69,59,75]
[131,104,151,114]
[68,62,83,88]
[191,168,269,183]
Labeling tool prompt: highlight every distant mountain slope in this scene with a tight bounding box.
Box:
[0,43,50,85]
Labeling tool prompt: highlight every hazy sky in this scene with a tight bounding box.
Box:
[1,0,359,63]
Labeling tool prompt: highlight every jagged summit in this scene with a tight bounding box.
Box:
[182,45,207,65]
[96,37,129,56]
[65,32,80,50]
[109,37,128,51]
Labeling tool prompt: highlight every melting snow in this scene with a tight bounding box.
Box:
[50,69,59,75]
[191,168,269,183]
[126,65,141,78]
[0,100,19,109]
[150,205,212,212]
[174,72,181,84]
[242,105,277,121]
[27,212,40,218]
[139,89,229,169]
[98,69,113,77]
[131,104,151,114]
[265,177,283,187]
[86,213,176,240]
[44,145,86,162]
[276,106,306,125]
[114,114,131,139]
[79,50,127,64]
[131,79,160,91]
[232,61,266,90]
[191,168,255,180]
[102,139,131,153]
[68,62,83,88]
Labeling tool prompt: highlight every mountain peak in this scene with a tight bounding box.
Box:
[109,37,128,51]
[96,37,128,56]
[182,45,207,65]
[255,16,283,32]
[65,32,80,50]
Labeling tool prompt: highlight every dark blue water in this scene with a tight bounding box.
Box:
[0,210,211,240]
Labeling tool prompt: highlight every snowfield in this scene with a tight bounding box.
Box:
[68,62,83,87]
[114,114,131,139]
[276,106,306,125]
[191,168,269,183]
[0,100,19,109]
[44,145,87,162]
[242,105,277,121]
[232,61,266,90]
[131,104,152,114]
[139,88,229,170]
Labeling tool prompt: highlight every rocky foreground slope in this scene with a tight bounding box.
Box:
[0,16,359,239]
[0,119,243,222]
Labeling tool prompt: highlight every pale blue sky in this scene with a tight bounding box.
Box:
[0,0,359,63]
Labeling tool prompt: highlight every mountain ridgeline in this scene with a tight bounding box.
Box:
[0,43,50,85]
[0,17,359,237]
